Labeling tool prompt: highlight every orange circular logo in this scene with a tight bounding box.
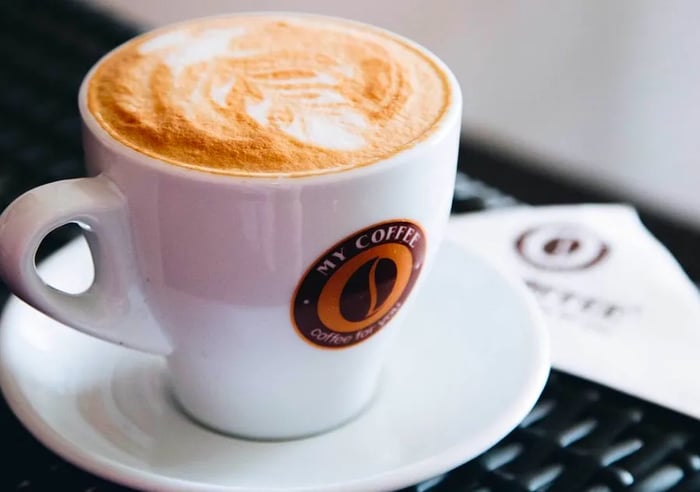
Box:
[292,220,426,349]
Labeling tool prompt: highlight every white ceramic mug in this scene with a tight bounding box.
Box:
[0,20,461,440]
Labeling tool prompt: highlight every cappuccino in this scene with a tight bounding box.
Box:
[87,14,450,177]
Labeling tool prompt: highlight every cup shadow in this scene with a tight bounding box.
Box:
[73,357,394,482]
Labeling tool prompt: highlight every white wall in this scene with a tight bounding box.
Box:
[91,0,700,226]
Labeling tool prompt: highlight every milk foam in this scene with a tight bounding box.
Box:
[87,15,450,176]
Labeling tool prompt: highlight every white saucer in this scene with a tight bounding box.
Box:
[0,238,549,492]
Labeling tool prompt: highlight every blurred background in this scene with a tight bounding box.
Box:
[3,3,700,491]
[87,0,700,229]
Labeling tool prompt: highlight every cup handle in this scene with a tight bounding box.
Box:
[0,174,171,355]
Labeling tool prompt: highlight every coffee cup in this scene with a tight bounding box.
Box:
[0,13,461,439]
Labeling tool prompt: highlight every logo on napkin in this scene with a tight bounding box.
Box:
[516,223,609,271]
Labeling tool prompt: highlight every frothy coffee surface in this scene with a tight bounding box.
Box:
[87,14,450,176]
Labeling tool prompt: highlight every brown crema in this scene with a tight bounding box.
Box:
[87,14,451,177]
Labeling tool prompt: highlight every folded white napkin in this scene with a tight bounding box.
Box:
[448,204,700,418]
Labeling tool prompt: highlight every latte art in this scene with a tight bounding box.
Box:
[87,15,450,176]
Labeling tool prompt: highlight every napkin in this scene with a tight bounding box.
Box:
[447,204,700,418]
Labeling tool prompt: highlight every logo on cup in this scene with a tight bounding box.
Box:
[292,220,426,349]
[516,223,608,271]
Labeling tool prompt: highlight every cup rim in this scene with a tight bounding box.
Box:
[78,11,463,185]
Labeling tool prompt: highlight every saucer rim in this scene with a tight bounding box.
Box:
[0,238,550,492]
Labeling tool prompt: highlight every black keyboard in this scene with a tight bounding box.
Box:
[3,1,700,491]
